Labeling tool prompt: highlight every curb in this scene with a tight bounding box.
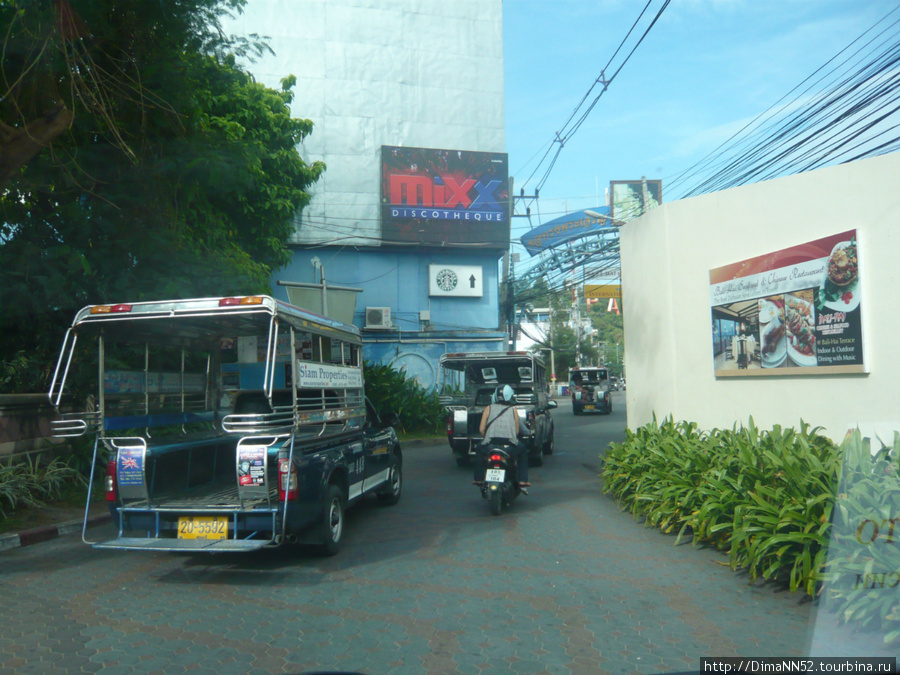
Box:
[0,513,111,553]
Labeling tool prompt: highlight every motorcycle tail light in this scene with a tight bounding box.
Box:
[489,454,503,462]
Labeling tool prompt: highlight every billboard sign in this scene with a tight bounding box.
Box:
[520,206,614,256]
[584,284,621,299]
[710,230,864,377]
[610,179,662,222]
[381,146,509,248]
[428,264,484,298]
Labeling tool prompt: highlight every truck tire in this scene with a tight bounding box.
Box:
[318,484,345,556]
[377,453,402,505]
[543,427,554,455]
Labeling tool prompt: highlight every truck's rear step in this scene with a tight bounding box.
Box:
[93,537,273,552]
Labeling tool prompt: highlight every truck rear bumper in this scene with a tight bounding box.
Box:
[105,500,314,551]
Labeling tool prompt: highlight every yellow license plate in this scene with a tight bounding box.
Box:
[585,405,595,410]
[178,516,229,540]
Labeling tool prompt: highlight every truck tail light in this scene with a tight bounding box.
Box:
[105,459,118,502]
[219,296,264,307]
[278,458,298,501]
[91,304,132,314]
[446,413,453,437]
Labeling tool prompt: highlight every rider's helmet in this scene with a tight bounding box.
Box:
[493,384,515,404]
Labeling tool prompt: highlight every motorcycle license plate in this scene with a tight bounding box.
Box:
[178,516,228,540]
[485,468,505,483]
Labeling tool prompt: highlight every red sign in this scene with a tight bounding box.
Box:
[381,145,509,248]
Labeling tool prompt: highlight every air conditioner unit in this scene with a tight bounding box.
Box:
[365,306,392,329]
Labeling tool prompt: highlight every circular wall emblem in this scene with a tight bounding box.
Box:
[435,268,458,292]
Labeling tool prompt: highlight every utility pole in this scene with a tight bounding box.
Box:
[548,305,556,390]
[572,282,582,366]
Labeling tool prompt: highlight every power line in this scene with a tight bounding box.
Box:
[519,0,671,193]
[667,5,900,199]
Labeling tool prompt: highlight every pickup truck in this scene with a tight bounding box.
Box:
[569,366,612,414]
[438,351,557,467]
[48,295,402,555]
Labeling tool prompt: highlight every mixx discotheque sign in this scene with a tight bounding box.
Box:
[381,145,509,248]
[710,230,865,376]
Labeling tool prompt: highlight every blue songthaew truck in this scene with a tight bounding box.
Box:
[48,295,402,554]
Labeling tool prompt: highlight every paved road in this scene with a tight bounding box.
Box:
[1,393,821,674]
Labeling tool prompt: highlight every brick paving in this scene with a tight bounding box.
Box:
[1,396,827,674]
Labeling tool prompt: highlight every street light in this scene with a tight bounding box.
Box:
[584,210,625,227]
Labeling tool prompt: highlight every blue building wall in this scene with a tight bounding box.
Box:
[272,248,504,331]
[271,247,508,389]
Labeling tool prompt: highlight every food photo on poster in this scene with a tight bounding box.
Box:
[709,230,864,376]
[759,296,786,369]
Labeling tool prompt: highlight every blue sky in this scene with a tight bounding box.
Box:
[503,0,894,242]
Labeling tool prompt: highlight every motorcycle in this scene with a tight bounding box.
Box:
[477,438,523,516]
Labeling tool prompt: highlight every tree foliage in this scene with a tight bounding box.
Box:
[0,0,324,392]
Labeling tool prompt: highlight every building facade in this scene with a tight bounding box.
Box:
[227,1,507,388]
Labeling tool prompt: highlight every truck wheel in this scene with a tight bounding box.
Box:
[543,427,554,455]
[455,455,470,467]
[377,454,402,505]
[318,484,345,556]
[450,440,469,454]
[529,450,543,467]
[572,404,580,415]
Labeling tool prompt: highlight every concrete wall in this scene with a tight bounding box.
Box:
[620,152,900,443]
[0,395,69,463]
[226,0,505,247]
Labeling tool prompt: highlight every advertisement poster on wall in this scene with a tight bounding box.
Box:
[710,230,864,376]
[381,145,509,248]
[609,179,662,222]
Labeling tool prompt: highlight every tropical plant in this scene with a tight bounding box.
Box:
[363,361,446,435]
[0,455,84,519]
[1,0,324,394]
[820,431,900,644]
[602,418,900,645]
[602,417,840,595]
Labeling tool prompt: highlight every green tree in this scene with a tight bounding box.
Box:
[0,0,324,392]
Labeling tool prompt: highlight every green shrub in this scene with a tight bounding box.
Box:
[0,455,85,519]
[602,418,900,645]
[820,431,900,644]
[602,416,840,594]
[363,361,445,436]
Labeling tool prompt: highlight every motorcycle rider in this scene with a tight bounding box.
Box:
[474,384,530,488]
